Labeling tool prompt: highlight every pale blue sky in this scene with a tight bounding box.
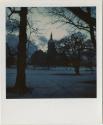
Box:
[6,7,95,51]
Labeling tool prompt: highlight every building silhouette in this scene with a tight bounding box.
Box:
[47,33,57,67]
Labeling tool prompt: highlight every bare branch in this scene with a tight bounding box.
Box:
[7,7,20,18]
[48,8,90,32]
[66,7,96,26]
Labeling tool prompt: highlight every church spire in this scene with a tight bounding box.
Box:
[50,32,53,40]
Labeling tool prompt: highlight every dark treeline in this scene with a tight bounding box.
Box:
[7,31,96,75]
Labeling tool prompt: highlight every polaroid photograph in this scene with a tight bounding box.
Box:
[0,0,102,125]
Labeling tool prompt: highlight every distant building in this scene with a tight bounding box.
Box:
[48,33,56,54]
[47,33,57,66]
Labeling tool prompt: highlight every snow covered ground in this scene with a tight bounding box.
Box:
[6,66,96,98]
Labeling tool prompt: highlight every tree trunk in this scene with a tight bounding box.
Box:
[87,8,96,49]
[74,66,80,75]
[74,50,80,75]
[68,7,96,49]
[14,8,28,93]
[89,24,96,49]
[66,7,96,27]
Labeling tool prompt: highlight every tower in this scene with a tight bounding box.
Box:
[48,32,56,53]
[47,33,57,66]
[50,32,52,40]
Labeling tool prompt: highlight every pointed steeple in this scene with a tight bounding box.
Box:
[50,32,53,40]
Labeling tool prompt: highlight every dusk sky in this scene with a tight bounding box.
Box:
[6,7,95,52]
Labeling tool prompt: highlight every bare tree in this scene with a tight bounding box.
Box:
[14,8,28,93]
[47,7,96,49]
[55,32,85,75]
[67,7,96,49]
[7,7,28,93]
[7,7,41,93]
[66,7,96,26]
